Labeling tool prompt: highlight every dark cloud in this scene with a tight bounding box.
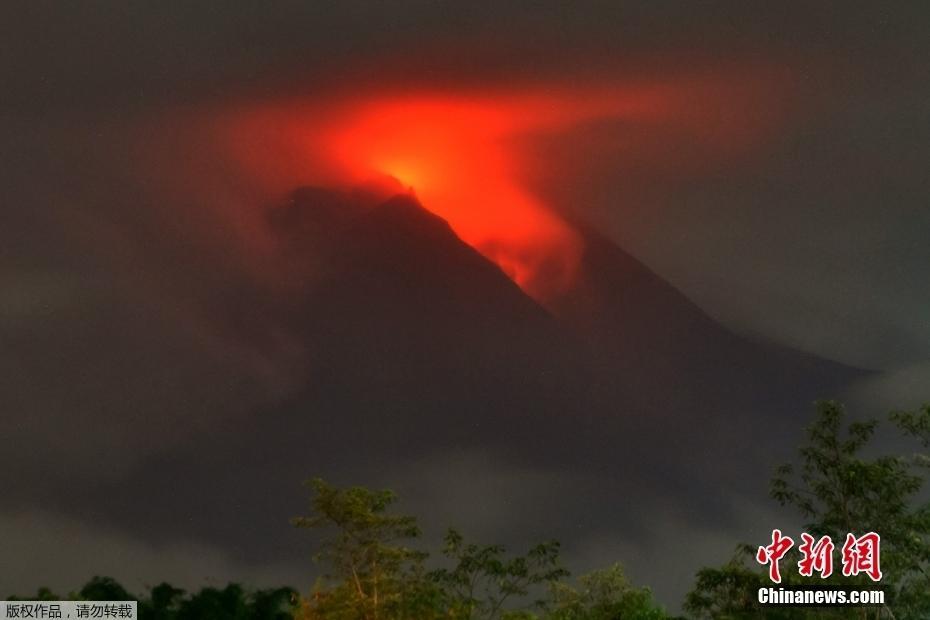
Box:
[4,2,928,114]
[0,510,304,596]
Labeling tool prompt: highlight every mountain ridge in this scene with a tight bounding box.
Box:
[58,185,865,582]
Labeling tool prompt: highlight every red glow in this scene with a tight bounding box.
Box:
[212,70,790,300]
[325,96,596,299]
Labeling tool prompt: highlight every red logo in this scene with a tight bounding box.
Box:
[798,533,835,578]
[757,530,881,583]
[756,529,794,583]
[841,532,882,582]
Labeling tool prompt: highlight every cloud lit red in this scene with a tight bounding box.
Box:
[324,95,603,299]
[212,71,790,300]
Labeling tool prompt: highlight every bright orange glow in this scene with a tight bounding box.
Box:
[211,70,790,300]
[324,96,595,299]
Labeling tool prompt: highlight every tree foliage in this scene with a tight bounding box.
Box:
[430,528,569,619]
[292,478,436,620]
[686,400,930,619]
[544,564,666,620]
[293,479,665,619]
[684,544,852,619]
[33,400,930,619]
[7,577,298,619]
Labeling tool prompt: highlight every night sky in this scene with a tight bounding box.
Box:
[2,2,928,612]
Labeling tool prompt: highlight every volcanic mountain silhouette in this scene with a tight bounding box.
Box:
[263,187,857,444]
[78,186,863,581]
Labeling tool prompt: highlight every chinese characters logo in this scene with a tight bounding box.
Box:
[756,530,882,583]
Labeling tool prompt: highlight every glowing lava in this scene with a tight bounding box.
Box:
[323,95,595,300]
[216,73,788,300]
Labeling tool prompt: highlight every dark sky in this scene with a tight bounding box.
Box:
[2,1,928,612]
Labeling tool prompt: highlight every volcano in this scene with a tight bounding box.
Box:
[70,186,863,593]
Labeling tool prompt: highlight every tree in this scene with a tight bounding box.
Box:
[250,587,301,620]
[141,582,186,620]
[9,577,297,620]
[772,401,930,618]
[293,479,666,620]
[430,528,568,620]
[544,564,667,620]
[79,576,134,602]
[684,545,829,619]
[173,583,252,620]
[292,478,438,620]
[891,404,930,448]
[887,404,930,616]
[686,400,930,619]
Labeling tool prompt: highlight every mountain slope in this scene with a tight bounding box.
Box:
[550,220,861,428]
[70,187,863,578]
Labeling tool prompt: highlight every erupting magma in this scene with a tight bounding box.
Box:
[323,95,604,300]
[221,76,785,300]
